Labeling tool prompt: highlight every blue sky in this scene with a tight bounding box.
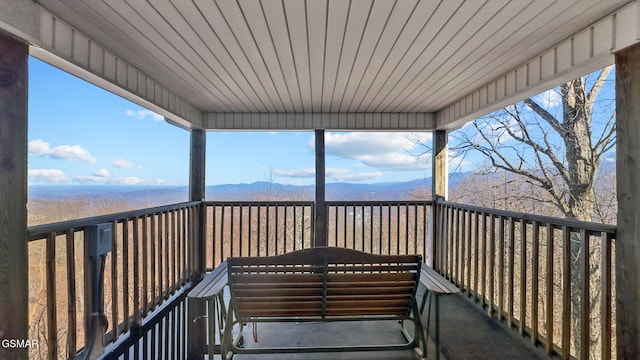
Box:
[28,57,615,187]
[28,57,434,187]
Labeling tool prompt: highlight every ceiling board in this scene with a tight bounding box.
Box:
[34,0,633,129]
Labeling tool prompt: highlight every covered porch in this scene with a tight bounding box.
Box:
[1,1,638,359]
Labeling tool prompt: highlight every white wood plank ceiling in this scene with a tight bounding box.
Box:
[28,0,637,130]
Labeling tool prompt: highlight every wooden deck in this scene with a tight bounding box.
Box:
[199,292,544,360]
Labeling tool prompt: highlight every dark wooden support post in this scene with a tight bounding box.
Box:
[189,128,206,275]
[187,128,206,360]
[432,130,448,201]
[0,31,29,360]
[315,129,327,247]
[431,130,448,270]
[616,42,640,360]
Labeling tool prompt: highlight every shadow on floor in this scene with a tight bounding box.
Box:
[218,292,546,359]
[434,293,546,360]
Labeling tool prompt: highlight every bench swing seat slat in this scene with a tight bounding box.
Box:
[222,247,428,359]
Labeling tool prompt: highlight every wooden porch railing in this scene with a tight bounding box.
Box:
[26,199,616,359]
[27,201,201,359]
[203,200,433,269]
[433,201,616,360]
[326,200,432,259]
[203,201,315,269]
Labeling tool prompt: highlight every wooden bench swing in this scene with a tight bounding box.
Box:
[187,247,458,360]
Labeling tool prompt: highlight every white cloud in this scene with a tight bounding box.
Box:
[94,168,110,177]
[149,179,176,185]
[75,169,112,184]
[314,132,431,171]
[29,139,97,164]
[326,168,383,182]
[272,167,383,182]
[125,109,164,121]
[272,168,315,178]
[74,175,109,184]
[29,169,69,184]
[116,177,145,185]
[531,89,562,109]
[112,158,141,169]
[356,153,427,170]
[324,132,409,157]
[74,174,145,185]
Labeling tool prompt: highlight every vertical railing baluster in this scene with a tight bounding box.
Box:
[181,208,187,284]
[462,208,467,292]
[481,213,487,308]
[265,205,270,255]
[546,223,554,356]
[65,229,77,359]
[142,215,149,316]
[362,205,366,252]
[562,226,571,359]
[302,204,306,249]
[248,205,254,256]
[123,219,130,332]
[46,233,58,360]
[171,210,177,294]
[151,214,157,308]
[292,205,296,252]
[257,205,262,256]
[230,205,235,257]
[387,204,392,255]
[395,204,400,255]
[531,221,540,346]
[519,218,526,336]
[473,211,479,302]
[275,204,280,254]
[171,210,177,291]
[133,217,140,326]
[150,321,156,360]
[164,211,170,299]
[335,205,341,248]
[111,220,119,341]
[488,213,495,317]
[413,204,418,257]
[466,210,472,296]
[378,204,383,254]
[353,204,357,250]
[601,232,612,360]
[239,205,244,256]
[580,229,590,360]
[498,216,505,322]
[445,205,451,276]
[369,205,374,253]
[220,206,226,260]
[454,208,460,284]
[177,209,182,285]
[343,204,348,249]
[212,205,217,265]
[507,217,515,329]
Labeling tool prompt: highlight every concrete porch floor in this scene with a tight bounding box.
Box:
[220,293,546,360]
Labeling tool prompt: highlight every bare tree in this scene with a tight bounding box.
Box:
[452,66,615,222]
[448,67,616,359]
[408,67,616,358]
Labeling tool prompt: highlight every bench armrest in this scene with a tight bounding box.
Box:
[188,260,229,299]
[420,266,459,295]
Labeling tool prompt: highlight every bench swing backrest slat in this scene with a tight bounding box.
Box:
[227,247,422,321]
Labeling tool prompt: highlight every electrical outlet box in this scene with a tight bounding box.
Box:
[87,223,112,256]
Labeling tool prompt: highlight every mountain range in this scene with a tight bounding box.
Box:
[28,177,449,205]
